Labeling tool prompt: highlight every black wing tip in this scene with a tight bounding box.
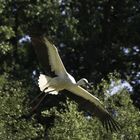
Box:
[31,36,45,43]
[102,115,121,132]
[31,34,49,41]
[31,36,57,77]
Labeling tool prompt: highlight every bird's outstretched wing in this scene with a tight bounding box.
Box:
[66,86,121,132]
[32,36,67,77]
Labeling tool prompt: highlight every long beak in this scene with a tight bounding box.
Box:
[85,82,93,89]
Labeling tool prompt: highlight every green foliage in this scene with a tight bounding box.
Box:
[0,0,140,139]
[0,42,13,55]
[0,25,15,39]
[0,73,44,139]
[45,101,103,140]
[44,74,140,139]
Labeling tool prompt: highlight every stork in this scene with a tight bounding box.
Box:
[31,36,120,132]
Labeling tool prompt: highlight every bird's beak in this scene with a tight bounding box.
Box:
[85,82,93,89]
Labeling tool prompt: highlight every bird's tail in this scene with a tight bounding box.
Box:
[38,74,58,95]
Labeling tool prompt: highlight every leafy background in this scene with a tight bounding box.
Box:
[0,0,140,139]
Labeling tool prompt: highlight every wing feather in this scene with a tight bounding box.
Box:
[66,86,121,132]
[32,36,67,77]
[43,38,67,77]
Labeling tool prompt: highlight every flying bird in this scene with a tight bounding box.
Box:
[31,36,120,132]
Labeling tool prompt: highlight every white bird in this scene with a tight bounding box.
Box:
[31,36,120,132]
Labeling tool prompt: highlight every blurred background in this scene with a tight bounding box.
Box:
[0,0,140,139]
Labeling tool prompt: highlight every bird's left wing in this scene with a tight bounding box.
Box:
[66,86,120,132]
[32,36,67,77]
[43,37,67,77]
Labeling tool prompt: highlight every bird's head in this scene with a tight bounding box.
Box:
[77,78,92,89]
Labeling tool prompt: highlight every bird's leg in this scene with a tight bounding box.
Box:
[31,89,56,112]
[30,87,48,109]
[30,86,49,106]
[29,92,44,105]
[31,93,47,112]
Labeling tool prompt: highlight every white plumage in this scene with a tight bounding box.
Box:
[32,37,120,132]
[38,74,58,95]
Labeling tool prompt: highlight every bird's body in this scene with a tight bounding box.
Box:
[31,36,121,132]
[38,73,105,111]
[38,73,76,93]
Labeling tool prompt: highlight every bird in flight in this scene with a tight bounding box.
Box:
[31,36,120,132]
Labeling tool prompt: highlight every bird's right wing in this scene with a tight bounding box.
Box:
[66,86,121,132]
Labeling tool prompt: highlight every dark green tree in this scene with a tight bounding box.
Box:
[0,0,140,139]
